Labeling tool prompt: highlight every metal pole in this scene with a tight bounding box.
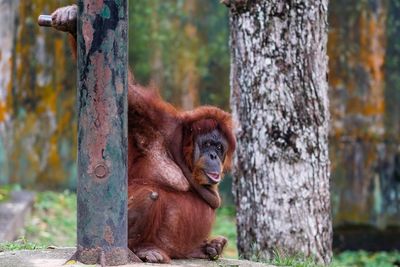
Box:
[37,1,139,265]
[74,0,134,265]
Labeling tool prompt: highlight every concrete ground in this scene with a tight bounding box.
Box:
[0,247,273,267]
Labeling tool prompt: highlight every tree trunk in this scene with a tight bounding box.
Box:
[227,0,332,264]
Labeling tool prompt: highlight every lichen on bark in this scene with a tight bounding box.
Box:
[228,0,332,264]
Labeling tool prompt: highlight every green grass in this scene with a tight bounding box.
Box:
[267,250,321,267]
[332,251,400,267]
[0,237,46,252]
[212,206,238,258]
[21,190,77,247]
[249,250,400,267]
[1,190,400,267]
[0,190,76,251]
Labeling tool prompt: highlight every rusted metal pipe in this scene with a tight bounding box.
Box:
[74,0,136,265]
[38,1,138,265]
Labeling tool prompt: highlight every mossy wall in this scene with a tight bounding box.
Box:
[329,0,400,229]
[0,0,77,189]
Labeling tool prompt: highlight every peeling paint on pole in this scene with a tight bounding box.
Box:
[75,0,134,265]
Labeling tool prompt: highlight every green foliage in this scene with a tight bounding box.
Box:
[259,250,400,267]
[195,1,231,109]
[128,0,153,83]
[332,251,400,267]
[212,206,238,258]
[0,190,76,251]
[129,0,230,108]
[22,190,77,247]
[255,250,400,267]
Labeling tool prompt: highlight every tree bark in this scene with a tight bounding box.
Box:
[227,0,332,264]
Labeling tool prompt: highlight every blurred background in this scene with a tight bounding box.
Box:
[0,0,399,265]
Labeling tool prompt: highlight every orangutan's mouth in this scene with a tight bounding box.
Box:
[205,171,220,184]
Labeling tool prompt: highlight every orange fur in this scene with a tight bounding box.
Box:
[66,30,235,263]
[127,80,236,262]
[182,108,236,173]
